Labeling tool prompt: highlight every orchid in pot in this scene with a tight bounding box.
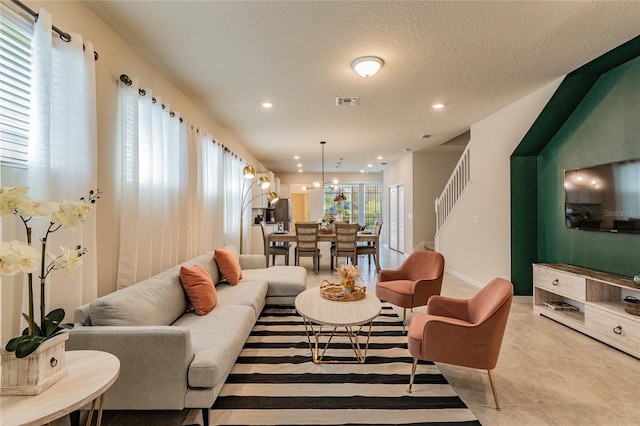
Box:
[0,185,99,358]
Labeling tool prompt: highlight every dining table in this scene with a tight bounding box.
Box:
[266,230,380,270]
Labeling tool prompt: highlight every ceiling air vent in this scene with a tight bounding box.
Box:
[336,97,359,106]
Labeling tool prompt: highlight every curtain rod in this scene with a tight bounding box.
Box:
[120,74,184,123]
[120,73,247,164]
[10,0,99,61]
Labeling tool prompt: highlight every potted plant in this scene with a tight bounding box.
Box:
[0,186,99,395]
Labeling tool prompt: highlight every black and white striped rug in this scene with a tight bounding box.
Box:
[186,304,480,425]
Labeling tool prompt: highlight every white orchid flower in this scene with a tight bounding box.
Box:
[0,240,40,275]
[51,198,93,230]
[0,186,30,216]
[48,246,83,277]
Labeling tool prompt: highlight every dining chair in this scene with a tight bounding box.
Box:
[330,223,359,270]
[356,221,382,271]
[375,250,445,331]
[294,222,321,274]
[407,277,514,410]
[260,221,290,266]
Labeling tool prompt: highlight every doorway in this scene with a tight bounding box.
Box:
[388,184,405,253]
[291,193,309,224]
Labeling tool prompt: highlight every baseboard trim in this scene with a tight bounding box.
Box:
[444,268,484,288]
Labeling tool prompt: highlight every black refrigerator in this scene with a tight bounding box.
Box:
[273,198,292,231]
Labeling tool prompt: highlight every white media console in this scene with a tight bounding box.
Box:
[533,263,640,358]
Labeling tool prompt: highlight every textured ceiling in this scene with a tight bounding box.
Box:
[83,1,640,174]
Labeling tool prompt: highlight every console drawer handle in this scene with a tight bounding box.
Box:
[552,279,559,286]
[613,325,622,335]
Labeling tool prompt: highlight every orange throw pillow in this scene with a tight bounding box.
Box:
[179,265,217,315]
[214,249,243,285]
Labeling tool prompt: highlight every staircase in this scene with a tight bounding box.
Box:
[435,146,471,235]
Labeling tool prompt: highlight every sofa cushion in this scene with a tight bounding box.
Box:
[90,267,188,326]
[172,305,255,388]
[214,249,242,285]
[215,279,268,315]
[188,253,221,285]
[179,265,217,315]
[241,266,307,297]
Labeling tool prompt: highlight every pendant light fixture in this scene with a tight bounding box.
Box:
[313,141,327,188]
[334,158,347,202]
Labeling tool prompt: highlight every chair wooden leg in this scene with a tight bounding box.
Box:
[408,358,418,393]
[487,369,501,411]
[402,308,407,332]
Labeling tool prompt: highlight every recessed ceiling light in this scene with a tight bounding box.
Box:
[431,103,445,109]
[294,155,300,160]
[298,169,303,173]
[297,163,302,167]
[367,164,373,168]
[377,155,383,160]
[360,169,365,173]
[302,186,307,191]
[403,148,412,153]
[262,102,273,108]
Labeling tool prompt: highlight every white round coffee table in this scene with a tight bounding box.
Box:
[0,350,119,426]
[295,287,382,363]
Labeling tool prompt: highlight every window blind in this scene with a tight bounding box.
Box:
[0,4,33,169]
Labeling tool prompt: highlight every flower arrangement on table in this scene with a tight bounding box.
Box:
[321,214,335,224]
[0,186,100,358]
[319,214,336,233]
[337,264,362,292]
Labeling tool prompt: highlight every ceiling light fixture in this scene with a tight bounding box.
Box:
[262,102,273,108]
[351,56,384,77]
[334,158,347,202]
[431,103,445,109]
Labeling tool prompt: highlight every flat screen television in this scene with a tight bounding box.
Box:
[564,158,640,233]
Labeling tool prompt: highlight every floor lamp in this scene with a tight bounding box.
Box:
[240,165,279,253]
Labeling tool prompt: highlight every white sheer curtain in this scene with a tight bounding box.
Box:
[26,9,98,316]
[194,131,225,252]
[117,79,185,288]
[224,153,243,249]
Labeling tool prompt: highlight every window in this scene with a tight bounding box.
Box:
[0,5,32,169]
[324,183,382,227]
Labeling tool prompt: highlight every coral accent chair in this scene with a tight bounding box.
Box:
[375,250,445,331]
[407,277,514,410]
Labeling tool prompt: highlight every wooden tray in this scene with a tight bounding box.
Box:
[320,281,366,301]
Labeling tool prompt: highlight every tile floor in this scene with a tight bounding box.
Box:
[54,245,640,425]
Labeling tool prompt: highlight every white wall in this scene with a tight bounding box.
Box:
[412,151,462,249]
[383,152,462,254]
[383,154,413,252]
[437,78,563,287]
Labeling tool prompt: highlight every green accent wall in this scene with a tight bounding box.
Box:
[511,35,640,295]
[537,58,640,274]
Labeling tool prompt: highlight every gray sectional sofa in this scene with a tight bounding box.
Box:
[66,246,307,424]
